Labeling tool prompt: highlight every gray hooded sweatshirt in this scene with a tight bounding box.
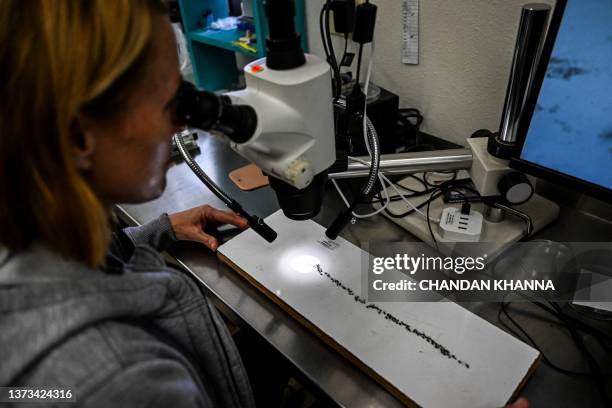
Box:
[0,215,255,408]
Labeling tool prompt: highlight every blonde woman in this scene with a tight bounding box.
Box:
[0,1,536,407]
[0,1,254,406]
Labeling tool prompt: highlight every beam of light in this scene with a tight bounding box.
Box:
[290,255,321,274]
[277,245,327,283]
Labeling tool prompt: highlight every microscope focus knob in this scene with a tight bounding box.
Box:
[498,172,534,205]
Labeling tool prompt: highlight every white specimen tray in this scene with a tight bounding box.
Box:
[218,210,539,407]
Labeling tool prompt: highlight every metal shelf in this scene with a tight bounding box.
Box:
[187,29,259,57]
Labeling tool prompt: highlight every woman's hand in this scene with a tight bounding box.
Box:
[169,205,248,251]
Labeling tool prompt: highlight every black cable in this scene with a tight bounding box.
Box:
[355,42,364,85]
[382,191,444,217]
[547,301,610,405]
[497,293,612,378]
[367,179,433,204]
[324,0,342,99]
[368,176,436,206]
[426,188,439,250]
[565,314,610,405]
[498,299,590,376]
[395,175,429,194]
[398,108,423,124]
[549,310,612,347]
[542,300,612,351]
[368,187,430,205]
[341,33,349,67]
[557,310,612,352]
[366,175,476,252]
[382,174,468,201]
[398,109,423,131]
[320,3,341,99]
[424,183,471,250]
[424,181,476,251]
[367,175,472,209]
[320,5,335,97]
[319,6,330,61]
[397,108,424,149]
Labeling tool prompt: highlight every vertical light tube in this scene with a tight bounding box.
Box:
[489,3,551,158]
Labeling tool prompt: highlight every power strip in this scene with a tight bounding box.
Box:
[438,207,483,242]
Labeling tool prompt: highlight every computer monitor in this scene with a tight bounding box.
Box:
[511,0,612,202]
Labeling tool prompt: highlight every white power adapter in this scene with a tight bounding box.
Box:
[438,207,483,242]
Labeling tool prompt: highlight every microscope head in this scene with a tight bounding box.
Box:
[174,0,336,220]
[173,55,336,221]
[226,54,336,220]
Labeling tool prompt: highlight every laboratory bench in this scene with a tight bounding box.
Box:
[116,131,612,408]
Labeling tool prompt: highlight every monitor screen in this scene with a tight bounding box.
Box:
[513,0,612,200]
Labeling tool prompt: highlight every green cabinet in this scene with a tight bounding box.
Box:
[178,0,307,91]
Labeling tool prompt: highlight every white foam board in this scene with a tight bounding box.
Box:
[218,210,539,407]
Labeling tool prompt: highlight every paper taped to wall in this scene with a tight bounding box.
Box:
[402,0,419,64]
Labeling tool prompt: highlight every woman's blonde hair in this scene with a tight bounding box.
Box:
[0,0,166,267]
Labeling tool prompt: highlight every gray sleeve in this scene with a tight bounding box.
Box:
[122,213,178,252]
[80,359,211,408]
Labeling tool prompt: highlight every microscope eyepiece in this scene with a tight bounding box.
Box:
[175,80,257,144]
[263,0,305,70]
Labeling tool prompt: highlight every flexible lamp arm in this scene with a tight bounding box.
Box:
[173,134,278,243]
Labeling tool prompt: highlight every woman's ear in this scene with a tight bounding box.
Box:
[71,115,96,171]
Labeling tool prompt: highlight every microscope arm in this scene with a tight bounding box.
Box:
[328,149,473,179]
[328,137,535,208]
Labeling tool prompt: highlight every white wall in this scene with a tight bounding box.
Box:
[303,0,555,146]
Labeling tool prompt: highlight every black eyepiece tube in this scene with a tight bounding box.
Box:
[263,0,306,69]
[265,0,296,39]
[215,96,258,144]
[175,80,257,144]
